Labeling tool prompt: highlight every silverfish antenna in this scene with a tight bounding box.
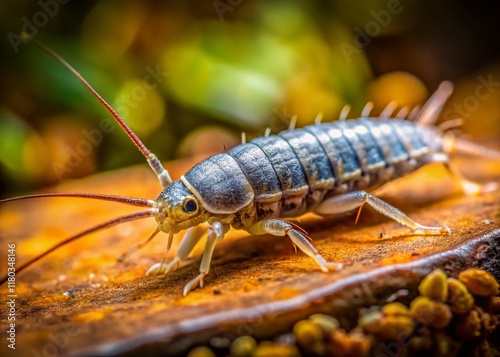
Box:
[1,192,154,207]
[0,209,158,285]
[19,32,172,187]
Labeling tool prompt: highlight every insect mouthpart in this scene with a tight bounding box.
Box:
[154,180,205,234]
[152,201,172,233]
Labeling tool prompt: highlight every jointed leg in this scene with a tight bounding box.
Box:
[183,221,227,296]
[247,219,343,272]
[444,162,498,195]
[315,191,451,234]
[423,152,498,195]
[146,225,206,276]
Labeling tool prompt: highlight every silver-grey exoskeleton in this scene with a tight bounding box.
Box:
[1,35,499,295]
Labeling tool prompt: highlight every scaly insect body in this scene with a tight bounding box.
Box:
[166,118,441,235]
[147,82,499,296]
[2,36,499,295]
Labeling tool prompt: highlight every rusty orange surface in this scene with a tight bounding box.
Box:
[0,147,499,356]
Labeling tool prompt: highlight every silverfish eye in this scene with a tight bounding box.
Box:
[183,198,198,214]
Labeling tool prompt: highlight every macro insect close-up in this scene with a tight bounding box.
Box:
[1,1,500,357]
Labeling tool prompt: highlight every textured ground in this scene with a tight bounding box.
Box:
[0,148,499,357]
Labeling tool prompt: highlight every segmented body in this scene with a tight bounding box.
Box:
[173,118,442,230]
[4,41,497,295]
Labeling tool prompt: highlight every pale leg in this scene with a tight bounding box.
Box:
[183,221,227,296]
[315,190,451,234]
[247,219,343,272]
[146,225,206,275]
[445,162,498,195]
[424,152,498,195]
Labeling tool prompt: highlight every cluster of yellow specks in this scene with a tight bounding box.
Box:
[187,268,499,357]
[447,278,474,314]
[409,296,452,329]
[359,302,414,340]
[459,268,500,296]
[292,314,371,357]
[418,268,448,301]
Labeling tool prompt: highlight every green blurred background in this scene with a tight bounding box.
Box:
[0,0,499,197]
